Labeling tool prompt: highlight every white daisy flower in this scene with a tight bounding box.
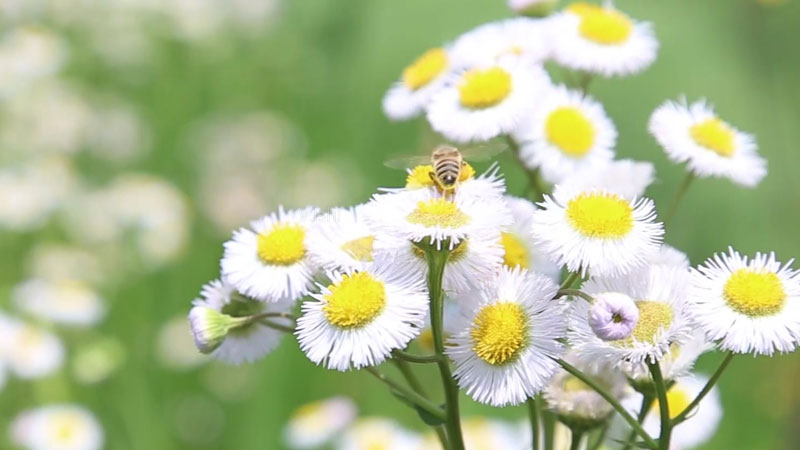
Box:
[383,47,453,120]
[11,278,105,327]
[553,159,655,201]
[639,376,722,450]
[426,59,550,143]
[447,267,567,406]
[0,314,64,379]
[689,248,800,356]
[336,418,421,450]
[648,244,690,270]
[513,84,617,184]
[306,205,387,272]
[10,404,104,450]
[626,328,713,383]
[550,3,658,77]
[460,417,525,450]
[531,187,663,277]
[649,98,766,187]
[284,396,357,449]
[501,196,560,280]
[396,162,506,201]
[295,258,428,371]
[365,188,511,251]
[415,297,471,354]
[221,206,319,302]
[449,18,550,68]
[189,279,294,365]
[386,231,503,294]
[569,266,694,370]
[544,353,631,428]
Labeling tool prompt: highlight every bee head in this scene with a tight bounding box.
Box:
[442,174,457,186]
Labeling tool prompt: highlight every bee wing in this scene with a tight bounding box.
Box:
[458,141,509,162]
[383,154,432,170]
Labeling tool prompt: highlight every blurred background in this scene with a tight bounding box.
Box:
[0,0,799,448]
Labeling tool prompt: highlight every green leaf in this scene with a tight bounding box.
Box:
[389,389,445,426]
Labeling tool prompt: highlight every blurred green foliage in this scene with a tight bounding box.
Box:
[2,0,800,449]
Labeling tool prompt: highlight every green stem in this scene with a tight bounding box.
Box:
[393,350,440,364]
[425,246,466,450]
[663,172,695,227]
[647,361,670,450]
[527,397,541,450]
[671,352,734,426]
[569,429,584,450]
[560,272,581,290]
[555,289,594,303]
[588,423,609,450]
[578,71,593,93]
[543,408,556,450]
[258,319,295,334]
[506,135,547,202]
[556,359,657,450]
[393,359,449,449]
[621,394,653,450]
[364,366,446,423]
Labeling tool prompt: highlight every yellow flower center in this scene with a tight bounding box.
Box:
[417,328,435,352]
[323,272,387,329]
[614,301,673,347]
[562,375,592,392]
[650,386,691,420]
[406,198,471,228]
[256,224,306,265]
[458,67,512,109]
[411,239,469,261]
[340,235,375,262]
[566,192,634,238]
[545,107,596,157]
[404,163,475,190]
[406,165,436,189]
[50,412,80,444]
[402,47,448,90]
[723,269,786,317]
[292,402,328,432]
[500,232,530,269]
[579,9,633,45]
[689,118,736,157]
[470,302,528,365]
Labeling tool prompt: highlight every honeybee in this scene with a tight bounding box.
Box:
[385,143,507,197]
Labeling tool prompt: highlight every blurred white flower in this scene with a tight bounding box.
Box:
[71,337,126,384]
[0,156,78,230]
[26,243,105,285]
[86,103,150,162]
[10,404,104,450]
[284,397,357,449]
[62,174,189,266]
[0,81,93,155]
[12,277,106,327]
[336,418,421,450]
[0,314,65,379]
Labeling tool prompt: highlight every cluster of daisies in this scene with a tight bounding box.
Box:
[187,2,789,450]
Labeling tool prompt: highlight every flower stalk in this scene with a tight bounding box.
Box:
[647,361,671,450]
[556,358,657,450]
[424,244,466,450]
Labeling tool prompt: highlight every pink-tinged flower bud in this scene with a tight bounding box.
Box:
[588,292,639,341]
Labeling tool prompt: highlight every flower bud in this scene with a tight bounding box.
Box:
[188,306,248,354]
[508,0,559,17]
[588,292,639,341]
